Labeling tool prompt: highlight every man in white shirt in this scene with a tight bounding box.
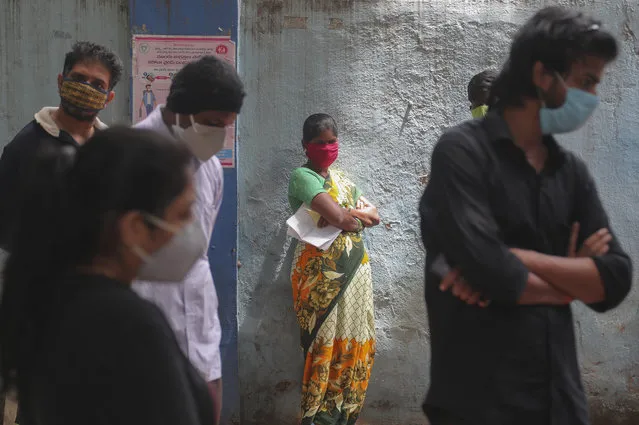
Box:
[133,55,245,425]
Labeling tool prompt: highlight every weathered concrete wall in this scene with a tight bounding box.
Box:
[237,0,639,424]
[0,0,131,146]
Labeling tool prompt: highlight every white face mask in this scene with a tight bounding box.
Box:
[172,114,227,162]
[132,215,208,282]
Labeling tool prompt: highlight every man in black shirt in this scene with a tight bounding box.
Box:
[420,7,632,425]
[0,41,123,250]
[0,41,122,424]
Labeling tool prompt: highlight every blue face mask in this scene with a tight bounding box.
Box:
[539,76,600,135]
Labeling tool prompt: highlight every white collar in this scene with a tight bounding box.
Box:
[34,107,107,138]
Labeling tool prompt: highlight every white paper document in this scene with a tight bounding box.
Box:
[286,205,342,250]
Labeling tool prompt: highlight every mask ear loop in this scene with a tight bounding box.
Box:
[551,71,570,108]
[129,212,160,264]
[189,114,198,131]
[536,83,548,108]
[536,68,564,108]
[131,245,152,262]
[553,71,568,89]
[143,214,180,234]
[131,214,185,264]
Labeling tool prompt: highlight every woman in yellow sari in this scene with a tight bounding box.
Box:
[288,114,380,425]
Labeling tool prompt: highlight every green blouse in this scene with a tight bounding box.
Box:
[288,167,362,211]
[288,167,328,211]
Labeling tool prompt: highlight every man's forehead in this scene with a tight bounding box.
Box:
[68,61,112,84]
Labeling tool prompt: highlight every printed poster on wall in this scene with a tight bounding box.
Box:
[132,35,237,168]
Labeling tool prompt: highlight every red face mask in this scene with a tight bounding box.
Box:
[306,140,339,169]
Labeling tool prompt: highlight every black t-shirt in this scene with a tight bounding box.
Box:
[0,120,79,250]
[18,274,214,425]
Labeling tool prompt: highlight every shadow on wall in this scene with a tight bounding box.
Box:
[239,225,305,425]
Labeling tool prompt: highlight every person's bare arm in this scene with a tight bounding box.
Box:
[440,268,571,307]
[509,159,632,310]
[511,249,605,304]
[517,272,573,305]
[442,223,608,307]
[310,193,367,232]
[352,196,380,227]
[517,225,610,304]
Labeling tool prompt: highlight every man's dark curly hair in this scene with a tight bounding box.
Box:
[167,56,245,115]
[488,6,618,108]
[62,41,124,90]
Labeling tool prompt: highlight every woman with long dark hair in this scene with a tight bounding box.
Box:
[0,127,215,424]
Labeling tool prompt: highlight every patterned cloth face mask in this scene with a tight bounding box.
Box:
[59,78,109,121]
